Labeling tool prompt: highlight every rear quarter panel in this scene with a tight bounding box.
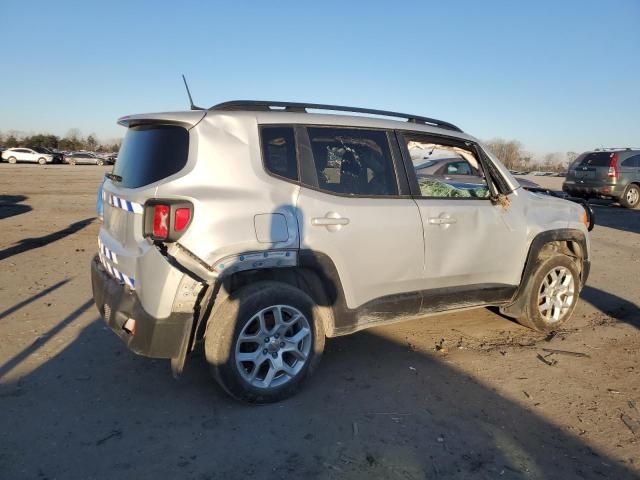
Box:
[156,113,300,268]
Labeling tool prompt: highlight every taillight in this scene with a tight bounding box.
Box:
[152,204,170,239]
[608,153,618,178]
[144,200,193,242]
[174,208,191,231]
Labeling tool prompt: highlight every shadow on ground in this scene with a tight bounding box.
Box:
[589,203,640,234]
[581,286,640,328]
[0,194,32,220]
[0,307,635,479]
[0,217,95,261]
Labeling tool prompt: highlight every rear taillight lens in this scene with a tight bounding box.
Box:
[144,201,193,242]
[152,204,170,239]
[608,153,618,178]
[174,208,191,231]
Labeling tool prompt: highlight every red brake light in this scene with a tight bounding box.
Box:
[608,153,618,178]
[152,204,170,239]
[174,208,191,231]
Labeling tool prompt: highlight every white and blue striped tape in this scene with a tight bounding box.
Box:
[102,191,144,214]
[98,251,135,289]
[97,238,118,264]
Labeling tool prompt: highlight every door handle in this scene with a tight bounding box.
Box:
[311,217,350,226]
[311,212,350,231]
[428,217,457,225]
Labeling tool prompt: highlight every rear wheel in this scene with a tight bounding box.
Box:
[68,159,76,166]
[38,157,47,165]
[205,281,325,403]
[96,159,104,166]
[516,254,580,332]
[620,184,640,209]
[8,157,16,164]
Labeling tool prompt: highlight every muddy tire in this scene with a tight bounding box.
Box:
[516,254,581,332]
[8,157,17,164]
[204,281,325,403]
[38,157,47,165]
[620,184,640,209]
[96,159,104,166]
[68,159,76,165]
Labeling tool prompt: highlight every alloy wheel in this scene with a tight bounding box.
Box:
[538,266,576,322]
[235,305,312,389]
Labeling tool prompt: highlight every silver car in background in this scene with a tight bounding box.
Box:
[65,152,109,165]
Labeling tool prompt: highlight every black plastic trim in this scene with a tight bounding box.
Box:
[298,250,516,336]
[211,100,463,132]
[91,256,192,359]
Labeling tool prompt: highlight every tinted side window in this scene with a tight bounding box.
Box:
[306,127,397,196]
[260,127,298,181]
[622,154,640,168]
[404,134,489,199]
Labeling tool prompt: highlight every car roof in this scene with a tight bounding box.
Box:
[118,103,478,143]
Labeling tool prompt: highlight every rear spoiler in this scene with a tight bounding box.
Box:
[523,187,595,231]
[117,111,207,129]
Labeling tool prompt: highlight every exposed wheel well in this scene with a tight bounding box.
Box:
[199,267,338,342]
[500,231,588,320]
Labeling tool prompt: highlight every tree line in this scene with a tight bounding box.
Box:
[0,129,121,153]
[484,138,578,172]
[1,129,577,170]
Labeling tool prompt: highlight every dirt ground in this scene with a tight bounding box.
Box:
[0,165,638,480]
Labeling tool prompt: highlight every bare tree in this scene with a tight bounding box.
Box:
[484,138,525,169]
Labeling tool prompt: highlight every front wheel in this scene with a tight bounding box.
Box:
[205,281,325,403]
[96,159,104,166]
[68,159,76,165]
[38,157,47,165]
[516,254,581,332]
[620,184,640,209]
[8,157,17,164]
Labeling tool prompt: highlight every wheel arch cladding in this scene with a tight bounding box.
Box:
[500,228,589,319]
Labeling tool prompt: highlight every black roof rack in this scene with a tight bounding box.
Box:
[593,147,638,151]
[209,100,463,132]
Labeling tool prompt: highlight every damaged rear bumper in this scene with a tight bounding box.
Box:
[91,255,194,359]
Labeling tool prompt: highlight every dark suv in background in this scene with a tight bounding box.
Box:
[563,148,640,208]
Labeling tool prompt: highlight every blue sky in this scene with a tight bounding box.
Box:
[0,0,638,156]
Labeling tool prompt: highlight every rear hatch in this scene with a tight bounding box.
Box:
[98,122,194,289]
[569,152,617,184]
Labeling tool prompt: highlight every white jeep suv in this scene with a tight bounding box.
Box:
[91,101,592,403]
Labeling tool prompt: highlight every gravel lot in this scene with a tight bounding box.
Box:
[0,164,638,479]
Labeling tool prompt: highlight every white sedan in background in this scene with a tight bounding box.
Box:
[1,147,53,164]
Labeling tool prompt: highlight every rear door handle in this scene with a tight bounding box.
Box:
[311,212,350,231]
[428,217,457,225]
[312,217,350,226]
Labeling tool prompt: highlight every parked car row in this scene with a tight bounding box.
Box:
[0,147,116,165]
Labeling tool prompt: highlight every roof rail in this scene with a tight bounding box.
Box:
[209,100,463,132]
[593,147,638,151]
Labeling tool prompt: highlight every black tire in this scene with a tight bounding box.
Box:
[38,157,47,165]
[619,184,640,209]
[205,281,325,403]
[8,157,16,164]
[516,254,581,332]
